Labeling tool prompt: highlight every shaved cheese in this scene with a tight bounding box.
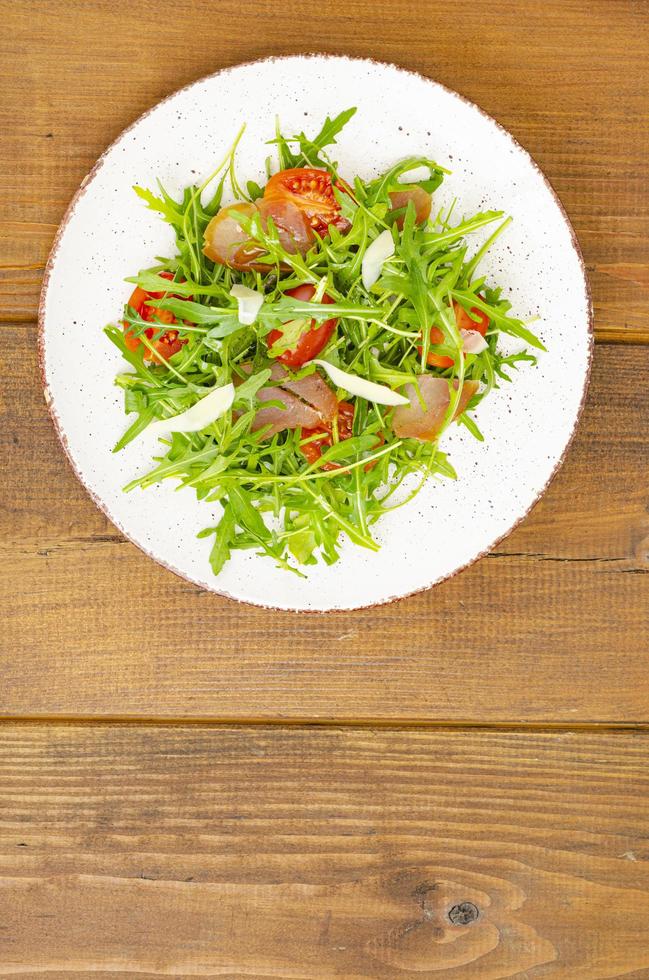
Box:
[314,360,408,406]
[147,382,235,436]
[461,329,489,354]
[361,229,395,290]
[230,284,264,325]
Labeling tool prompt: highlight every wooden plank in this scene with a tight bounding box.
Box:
[2,334,648,722]
[1,723,649,977]
[1,0,648,340]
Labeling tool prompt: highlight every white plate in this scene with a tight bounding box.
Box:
[39,55,593,612]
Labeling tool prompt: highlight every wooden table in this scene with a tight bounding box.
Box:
[2,1,648,975]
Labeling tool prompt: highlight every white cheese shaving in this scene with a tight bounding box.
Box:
[461,329,489,354]
[314,360,408,406]
[230,284,264,325]
[361,229,395,291]
[146,382,235,436]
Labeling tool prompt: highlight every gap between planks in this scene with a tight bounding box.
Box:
[2,716,649,732]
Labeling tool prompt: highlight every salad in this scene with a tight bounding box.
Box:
[107,108,542,577]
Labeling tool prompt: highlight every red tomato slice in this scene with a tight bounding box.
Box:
[300,429,335,469]
[454,301,490,335]
[423,325,455,369]
[264,168,351,236]
[418,299,490,368]
[267,283,338,368]
[123,287,150,353]
[300,401,355,471]
[123,272,188,361]
[300,401,383,471]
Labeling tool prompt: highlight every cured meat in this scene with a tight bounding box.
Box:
[242,363,337,438]
[255,198,314,255]
[388,186,432,228]
[251,385,322,437]
[275,365,338,423]
[392,376,479,442]
[202,203,264,270]
[460,329,489,354]
[203,200,313,271]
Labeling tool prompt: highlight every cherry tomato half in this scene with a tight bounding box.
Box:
[267,283,338,368]
[123,271,188,362]
[300,402,383,471]
[264,167,351,237]
[300,402,355,471]
[418,299,490,369]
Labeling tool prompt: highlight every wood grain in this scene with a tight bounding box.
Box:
[2,332,648,722]
[1,723,649,977]
[1,0,648,340]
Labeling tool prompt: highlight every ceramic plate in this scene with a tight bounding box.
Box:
[40,55,592,611]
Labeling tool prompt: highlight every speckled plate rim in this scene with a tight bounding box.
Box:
[38,53,594,613]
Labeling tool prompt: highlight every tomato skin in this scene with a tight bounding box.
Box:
[123,286,150,352]
[423,325,454,369]
[337,401,355,440]
[454,301,490,335]
[264,167,351,236]
[123,271,187,361]
[300,401,355,471]
[300,430,333,468]
[419,299,490,368]
[267,284,337,368]
[300,401,383,471]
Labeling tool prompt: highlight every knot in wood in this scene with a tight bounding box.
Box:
[448,901,479,925]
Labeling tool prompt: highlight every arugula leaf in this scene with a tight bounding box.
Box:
[267,318,309,357]
[269,107,357,170]
[133,182,185,228]
[124,389,148,414]
[229,485,270,541]
[200,504,236,576]
[313,107,357,147]
[288,521,318,565]
[247,179,264,201]
[233,368,272,406]
[112,405,156,452]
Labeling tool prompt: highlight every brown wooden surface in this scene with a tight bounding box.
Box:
[2,724,649,978]
[2,0,649,975]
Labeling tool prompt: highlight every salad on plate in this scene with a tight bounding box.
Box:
[107,108,543,577]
